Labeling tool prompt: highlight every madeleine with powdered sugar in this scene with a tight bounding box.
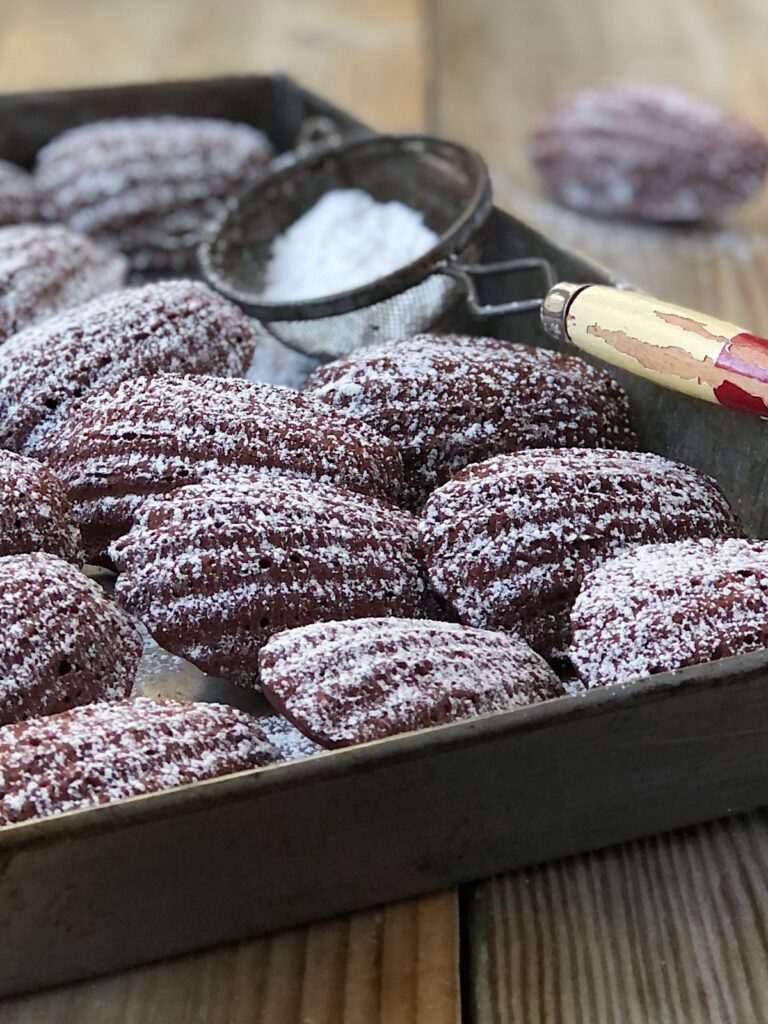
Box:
[34,373,405,560]
[0,280,257,454]
[260,618,562,748]
[0,553,141,726]
[0,450,81,563]
[0,224,127,344]
[571,538,768,688]
[110,470,429,686]
[305,333,636,508]
[0,698,278,826]
[419,448,742,662]
[35,116,272,270]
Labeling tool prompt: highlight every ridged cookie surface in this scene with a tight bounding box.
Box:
[571,538,768,688]
[305,334,637,508]
[0,552,141,727]
[35,116,272,270]
[111,471,429,685]
[419,448,741,660]
[0,280,257,453]
[35,373,405,558]
[0,224,127,343]
[260,617,562,748]
[0,160,38,226]
[0,450,81,563]
[531,85,768,221]
[0,697,278,826]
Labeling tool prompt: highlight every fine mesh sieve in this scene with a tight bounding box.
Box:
[199,132,553,358]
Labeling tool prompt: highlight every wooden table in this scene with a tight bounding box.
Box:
[1,0,767,1020]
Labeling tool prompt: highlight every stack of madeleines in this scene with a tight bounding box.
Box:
[0,114,760,828]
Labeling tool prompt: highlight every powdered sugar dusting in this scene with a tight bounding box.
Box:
[0,160,38,226]
[419,448,742,659]
[306,333,636,508]
[245,332,321,390]
[531,84,768,221]
[0,449,81,563]
[260,617,562,748]
[0,280,257,454]
[0,552,141,726]
[261,188,438,302]
[257,714,326,760]
[0,697,279,826]
[0,224,127,343]
[35,372,404,559]
[571,538,768,688]
[110,469,428,684]
[35,116,272,271]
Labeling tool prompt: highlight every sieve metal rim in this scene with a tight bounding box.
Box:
[198,133,493,322]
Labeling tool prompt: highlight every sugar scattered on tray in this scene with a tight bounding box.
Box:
[260,188,438,303]
[245,330,320,390]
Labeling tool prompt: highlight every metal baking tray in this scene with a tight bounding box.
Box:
[1,74,768,998]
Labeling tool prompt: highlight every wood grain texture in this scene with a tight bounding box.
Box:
[467,814,768,1024]
[0,891,459,1024]
[0,0,428,132]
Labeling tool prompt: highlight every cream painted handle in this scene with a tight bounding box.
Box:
[563,285,768,416]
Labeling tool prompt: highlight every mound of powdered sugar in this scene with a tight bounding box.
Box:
[261,188,438,302]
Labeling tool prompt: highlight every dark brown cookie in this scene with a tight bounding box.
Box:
[111,470,429,686]
[531,85,768,221]
[0,280,257,454]
[419,448,742,661]
[0,697,278,826]
[260,617,562,748]
[0,552,141,726]
[35,373,405,559]
[35,116,272,270]
[571,538,768,688]
[305,333,636,508]
[0,160,38,226]
[0,450,81,563]
[0,224,127,344]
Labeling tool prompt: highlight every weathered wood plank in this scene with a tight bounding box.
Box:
[0,891,460,1024]
[467,815,768,1024]
[0,0,428,132]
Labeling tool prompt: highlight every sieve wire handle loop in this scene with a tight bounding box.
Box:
[441,257,556,317]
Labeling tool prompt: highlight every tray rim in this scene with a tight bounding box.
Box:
[0,69,754,848]
[2,644,767,850]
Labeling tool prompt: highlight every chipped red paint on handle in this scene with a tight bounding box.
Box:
[561,285,768,417]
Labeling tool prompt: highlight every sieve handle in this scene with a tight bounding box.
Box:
[541,282,768,417]
[442,257,555,316]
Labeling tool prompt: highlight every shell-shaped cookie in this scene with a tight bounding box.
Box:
[110,470,429,686]
[571,538,768,688]
[35,116,272,270]
[0,224,127,344]
[419,448,742,660]
[0,280,258,454]
[260,617,563,747]
[35,373,405,559]
[305,334,637,508]
[0,450,81,563]
[0,697,278,826]
[0,552,141,726]
[0,160,38,226]
[531,85,768,221]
